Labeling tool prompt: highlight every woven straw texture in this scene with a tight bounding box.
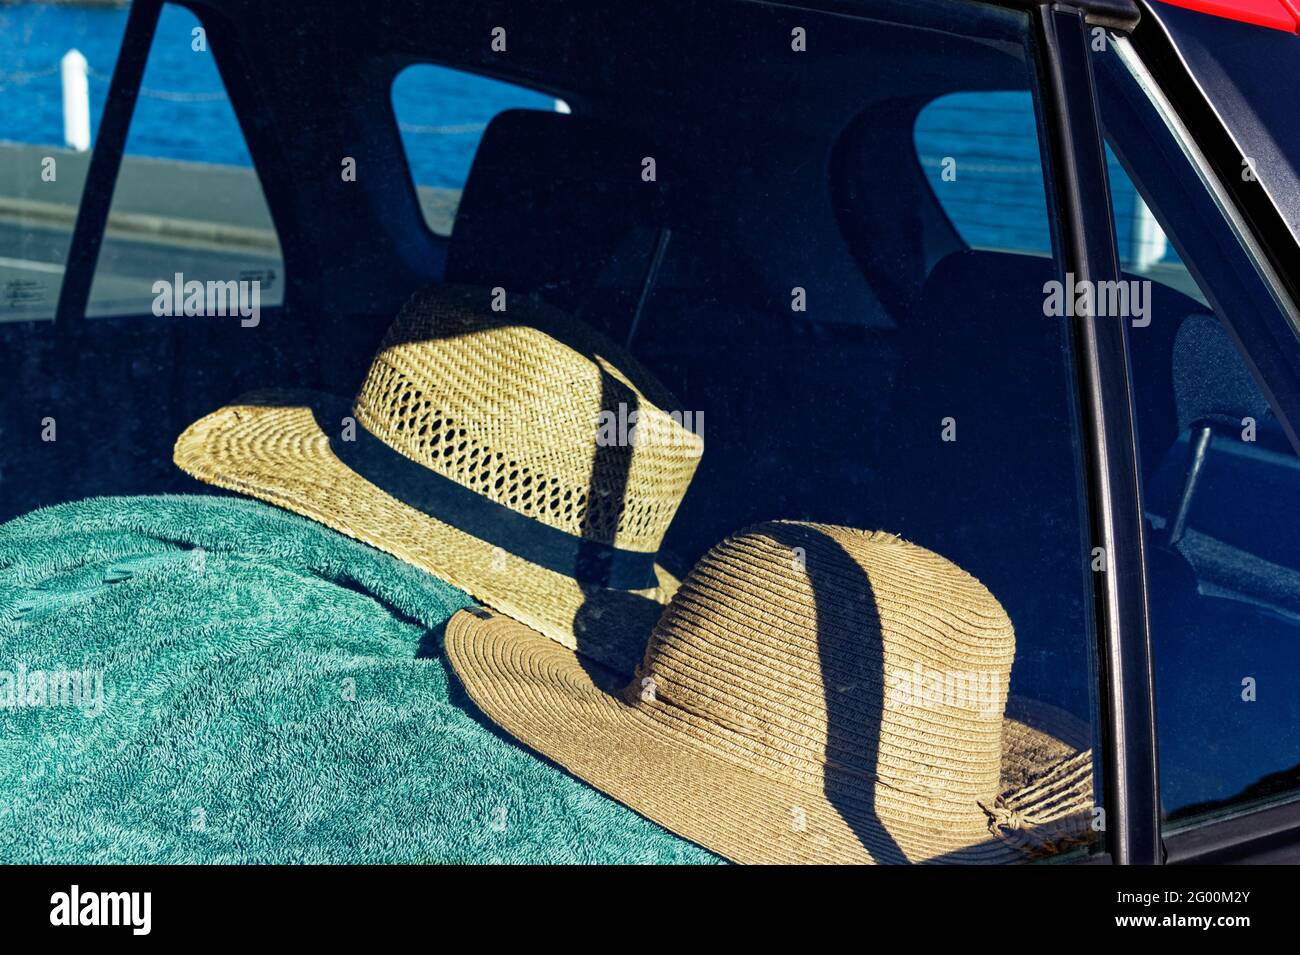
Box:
[354,285,701,550]
[174,286,702,674]
[446,521,1095,864]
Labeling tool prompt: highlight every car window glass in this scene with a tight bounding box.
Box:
[392,64,559,236]
[915,90,1205,307]
[914,90,1051,256]
[0,3,128,321]
[84,3,283,319]
[608,3,1102,859]
[2,0,1106,864]
[1094,33,1300,826]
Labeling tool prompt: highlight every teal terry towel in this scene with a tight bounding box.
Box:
[0,494,720,864]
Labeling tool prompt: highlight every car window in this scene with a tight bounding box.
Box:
[1,0,1105,865]
[0,3,128,321]
[1093,33,1300,826]
[611,2,1101,860]
[916,90,1205,306]
[914,91,1051,256]
[84,3,283,319]
[392,64,560,236]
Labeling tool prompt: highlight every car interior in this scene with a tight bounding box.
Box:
[2,0,1297,826]
[1094,48,1300,818]
[2,0,1101,722]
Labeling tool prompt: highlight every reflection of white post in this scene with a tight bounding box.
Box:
[61,49,91,152]
[1132,193,1167,272]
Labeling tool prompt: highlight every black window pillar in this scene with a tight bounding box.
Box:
[1034,2,1162,865]
[54,0,163,326]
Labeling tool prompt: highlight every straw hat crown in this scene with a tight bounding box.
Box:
[352,287,702,553]
[174,286,704,671]
[628,522,1015,818]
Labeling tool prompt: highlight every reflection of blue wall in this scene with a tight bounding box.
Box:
[1,5,256,165]
[916,90,1181,268]
[3,5,1173,254]
[125,4,251,165]
[392,67,554,191]
[914,91,1052,254]
[0,3,550,187]
[0,4,130,154]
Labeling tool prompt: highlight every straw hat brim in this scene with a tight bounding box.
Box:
[173,389,679,674]
[445,608,1092,865]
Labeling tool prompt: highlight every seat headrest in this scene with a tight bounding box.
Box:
[1172,313,1271,432]
[444,109,666,317]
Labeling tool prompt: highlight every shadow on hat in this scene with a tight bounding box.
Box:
[445,521,1096,864]
[174,284,703,675]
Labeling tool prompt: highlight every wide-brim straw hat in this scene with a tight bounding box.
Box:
[175,285,704,674]
[446,521,1095,864]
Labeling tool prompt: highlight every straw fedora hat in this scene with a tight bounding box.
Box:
[446,521,1095,864]
[174,285,703,674]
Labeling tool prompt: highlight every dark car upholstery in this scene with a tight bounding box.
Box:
[444,109,669,342]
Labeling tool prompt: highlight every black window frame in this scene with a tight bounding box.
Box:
[55,0,163,325]
[53,0,296,327]
[1031,0,1159,866]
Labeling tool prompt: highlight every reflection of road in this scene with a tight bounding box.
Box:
[0,216,281,321]
[0,220,66,318]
